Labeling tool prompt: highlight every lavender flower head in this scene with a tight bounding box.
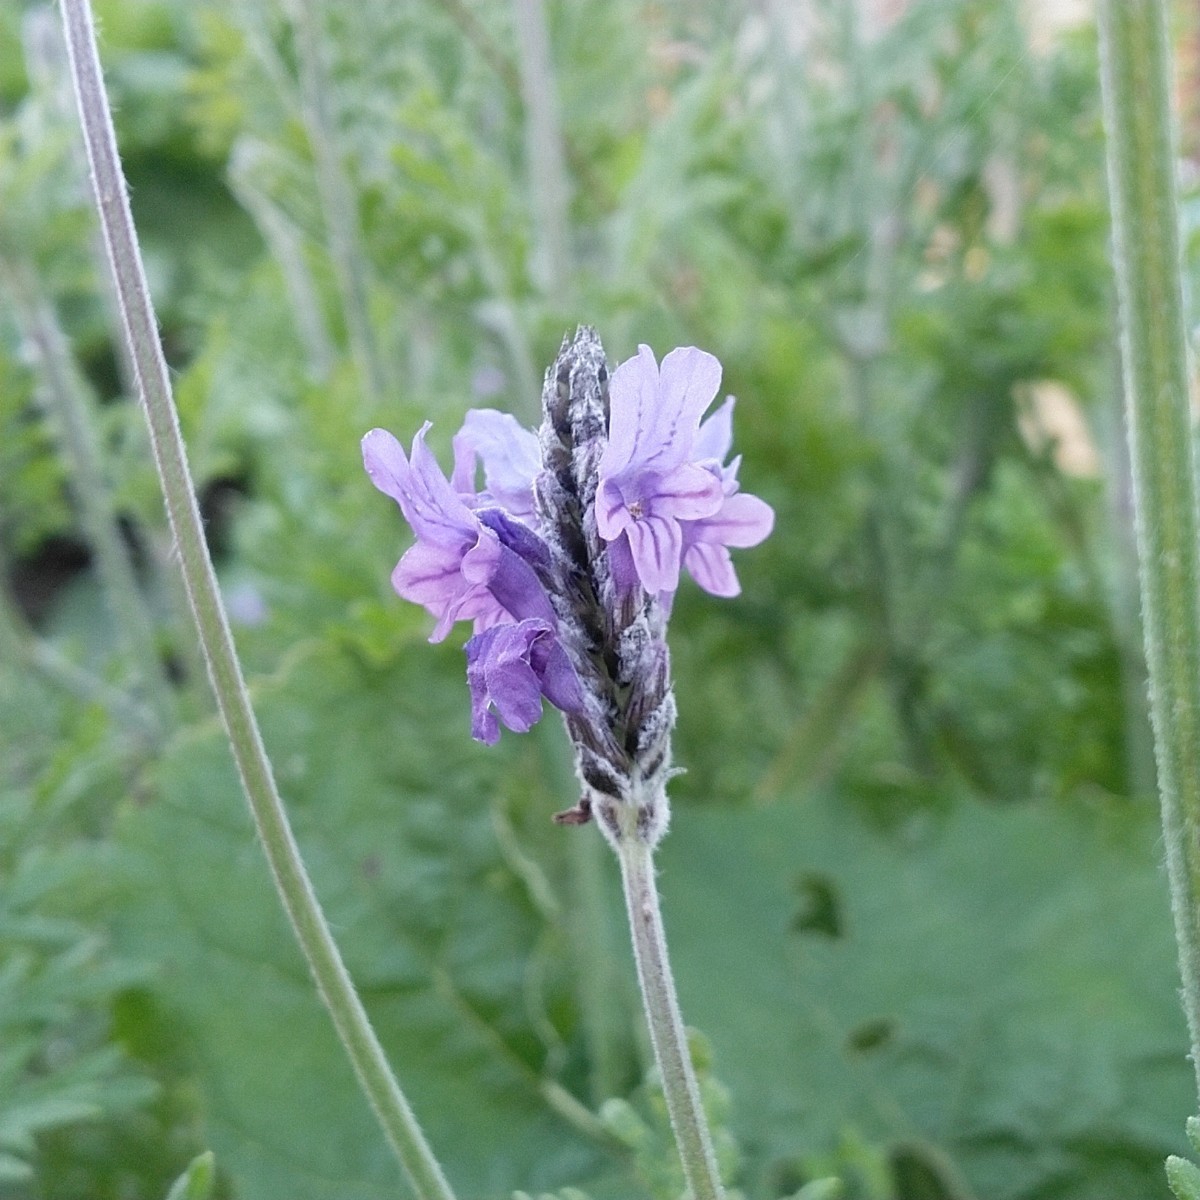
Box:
[363,330,773,846]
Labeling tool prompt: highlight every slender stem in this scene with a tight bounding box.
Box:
[511,0,573,306]
[59,3,458,1195]
[3,257,175,729]
[616,834,725,1200]
[1097,0,1200,1099]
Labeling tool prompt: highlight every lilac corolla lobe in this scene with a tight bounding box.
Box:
[466,618,584,744]
[362,425,552,641]
[596,345,728,594]
[451,408,540,522]
[677,397,775,598]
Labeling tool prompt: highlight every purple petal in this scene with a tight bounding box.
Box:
[605,533,641,596]
[408,427,479,538]
[683,542,740,597]
[451,409,540,519]
[693,397,735,465]
[465,629,504,744]
[529,635,585,715]
[459,528,503,585]
[486,543,557,625]
[602,344,659,475]
[653,346,723,450]
[362,428,410,503]
[391,540,468,607]
[595,478,633,540]
[485,626,545,732]
[691,492,775,548]
[477,507,553,574]
[625,515,683,595]
[364,424,476,545]
[601,345,722,480]
[650,463,725,520]
[466,619,581,743]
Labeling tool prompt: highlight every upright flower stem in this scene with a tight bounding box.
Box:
[59,3,458,1195]
[1097,0,1200,1096]
[615,815,725,1200]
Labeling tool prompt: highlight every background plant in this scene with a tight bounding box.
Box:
[1,0,1198,1197]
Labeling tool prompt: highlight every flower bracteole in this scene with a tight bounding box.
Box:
[363,329,773,842]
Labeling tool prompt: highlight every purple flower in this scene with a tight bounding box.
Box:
[466,618,584,744]
[679,398,775,597]
[451,408,541,523]
[362,330,774,769]
[596,345,770,597]
[362,424,553,641]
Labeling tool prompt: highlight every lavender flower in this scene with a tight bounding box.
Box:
[362,424,552,640]
[678,398,775,598]
[594,345,727,595]
[363,331,774,832]
[451,408,540,523]
[466,618,584,744]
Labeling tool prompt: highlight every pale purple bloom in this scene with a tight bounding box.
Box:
[362,424,551,642]
[679,398,775,597]
[466,618,584,744]
[596,346,771,597]
[451,408,540,523]
[363,330,774,769]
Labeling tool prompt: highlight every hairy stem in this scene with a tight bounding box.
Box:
[1097,0,1200,1097]
[59,2,457,1194]
[617,832,725,1200]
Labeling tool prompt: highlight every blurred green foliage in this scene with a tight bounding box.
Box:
[1,0,1197,1196]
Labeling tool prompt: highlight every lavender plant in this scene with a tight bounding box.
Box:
[364,328,772,1198]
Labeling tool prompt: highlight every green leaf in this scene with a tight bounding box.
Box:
[663,793,1193,1199]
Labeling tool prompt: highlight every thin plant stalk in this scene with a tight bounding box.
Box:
[1097,0,1200,1096]
[616,824,725,1200]
[3,257,175,729]
[59,2,458,1195]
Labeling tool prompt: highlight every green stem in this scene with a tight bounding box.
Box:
[1097,0,1200,1098]
[3,257,175,729]
[615,824,725,1200]
[59,3,458,1194]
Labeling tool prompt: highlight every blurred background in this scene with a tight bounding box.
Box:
[2,0,1200,1196]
